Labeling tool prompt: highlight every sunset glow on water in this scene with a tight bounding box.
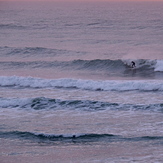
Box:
[0,0,163,163]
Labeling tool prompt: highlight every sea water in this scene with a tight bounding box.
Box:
[0,1,163,163]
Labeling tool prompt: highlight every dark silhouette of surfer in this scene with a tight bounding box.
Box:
[131,61,136,68]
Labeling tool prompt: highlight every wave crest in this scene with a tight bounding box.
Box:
[1,131,162,143]
[0,97,162,112]
[0,76,162,91]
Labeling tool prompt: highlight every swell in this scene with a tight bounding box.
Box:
[0,46,85,57]
[0,60,163,77]
[1,46,163,72]
[0,23,25,30]
[72,59,163,74]
[0,61,65,69]
[0,97,162,112]
[0,76,163,91]
[0,131,162,143]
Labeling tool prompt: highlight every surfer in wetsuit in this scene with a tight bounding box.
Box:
[131,61,136,68]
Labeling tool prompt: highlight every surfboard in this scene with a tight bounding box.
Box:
[128,66,136,69]
[129,67,136,70]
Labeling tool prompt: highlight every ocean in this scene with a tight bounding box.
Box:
[0,1,163,163]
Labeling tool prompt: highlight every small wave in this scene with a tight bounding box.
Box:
[1,131,162,143]
[0,97,162,112]
[0,46,86,57]
[0,61,64,69]
[0,131,118,143]
[0,46,66,56]
[0,76,163,91]
[0,23,25,30]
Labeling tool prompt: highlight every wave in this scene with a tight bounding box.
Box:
[0,56,163,76]
[0,45,163,73]
[0,23,25,30]
[1,59,163,76]
[72,59,163,72]
[0,46,163,72]
[0,76,163,91]
[0,46,85,57]
[1,131,162,143]
[123,59,163,72]
[0,131,119,143]
[0,97,162,112]
[0,61,64,69]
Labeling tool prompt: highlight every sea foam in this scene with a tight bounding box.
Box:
[0,76,163,91]
[154,60,163,72]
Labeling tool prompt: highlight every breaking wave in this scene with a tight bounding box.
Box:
[0,97,162,112]
[1,131,162,143]
[72,59,163,72]
[0,46,163,72]
[0,76,163,91]
[0,131,119,143]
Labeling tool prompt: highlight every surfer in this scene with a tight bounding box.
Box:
[131,61,136,68]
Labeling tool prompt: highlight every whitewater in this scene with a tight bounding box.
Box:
[0,1,163,163]
[0,76,163,91]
